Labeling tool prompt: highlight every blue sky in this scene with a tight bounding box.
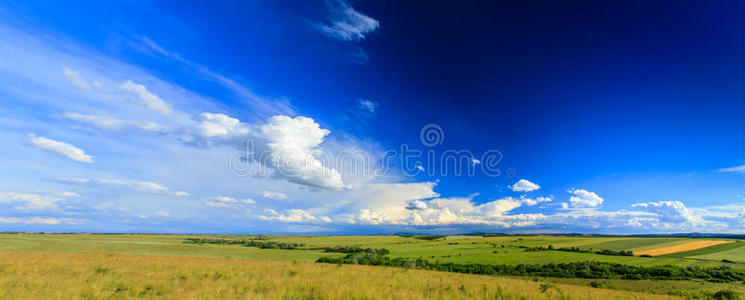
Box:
[1,0,744,234]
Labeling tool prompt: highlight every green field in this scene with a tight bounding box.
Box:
[691,245,745,263]
[1,233,744,299]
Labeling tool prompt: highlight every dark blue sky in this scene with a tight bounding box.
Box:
[1,0,744,233]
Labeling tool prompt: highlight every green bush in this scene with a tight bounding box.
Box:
[317,252,745,283]
[713,290,740,300]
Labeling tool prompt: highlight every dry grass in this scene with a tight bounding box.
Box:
[0,252,678,299]
[636,240,733,256]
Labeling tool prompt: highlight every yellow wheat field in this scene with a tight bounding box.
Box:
[635,240,733,257]
[0,252,678,299]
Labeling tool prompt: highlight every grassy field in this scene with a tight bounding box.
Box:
[691,245,745,263]
[1,233,744,299]
[0,252,677,299]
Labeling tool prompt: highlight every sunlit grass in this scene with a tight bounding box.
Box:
[0,252,677,299]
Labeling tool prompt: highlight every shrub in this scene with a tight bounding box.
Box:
[713,290,740,300]
[317,252,745,283]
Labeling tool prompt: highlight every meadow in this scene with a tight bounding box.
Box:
[1,233,743,299]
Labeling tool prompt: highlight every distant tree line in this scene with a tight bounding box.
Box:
[183,238,304,250]
[398,235,447,241]
[522,245,634,256]
[318,245,389,253]
[183,238,389,254]
[317,249,745,283]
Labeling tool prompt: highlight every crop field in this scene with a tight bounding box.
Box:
[636,241,734,257]
[1,233,744,299]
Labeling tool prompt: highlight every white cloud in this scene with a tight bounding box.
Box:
[63,112,167,132]
[63,178,189,197]
[357,99,377,113]
[510,179,540,192]
[316,0,380,41]
[396,195,551,227]
[261,191,288,200]
[119,80,172,116]
[198,112,249,139]
[0,192,67,211]
[632,201,702,225]
[62,67,92,90]
[520,196,553,206]
[568,188,604,207]
[53,191,80,198]
[315,180,553,227]
[203,196,255,208]
[719,164,745,173]
[548,208,657,230]
[471,158,481,165]
[0,216,62,225]
[260,115,345,190]
[29,135,93,163]
[260,208,321,223]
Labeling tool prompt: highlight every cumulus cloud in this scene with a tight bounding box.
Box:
[261,191,288,200]
[198,112,249,139]
[521,196,553,206]
[324,180,552,227]
[203,196,255,208]
[62,111,347,192]
[510,179,540,192]
[548,209,657,230]
[397,195,550,227]
[568,188,604,207]
[632,201,703,226]
[29,135,93,163]
[260,115,346,190]
[63,112,167,132]
[119,80,172,116]
[259,208,327,223]
[315,0,380,41]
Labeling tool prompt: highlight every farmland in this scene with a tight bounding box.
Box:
[1,233,744,298]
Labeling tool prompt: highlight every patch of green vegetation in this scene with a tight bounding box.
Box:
[576,238,684,251]
[0,234,338,261]
[184,238,305,249]
[662,241,744,258]
[542,277,745,299]
[691,243,745,264]
[318,249,745,282]
[4,234,745,298]
[523,245,633,256]
[400,235,447,241]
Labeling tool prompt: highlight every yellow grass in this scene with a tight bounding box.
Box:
[0,252,678,299]
[636,240,733,256]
